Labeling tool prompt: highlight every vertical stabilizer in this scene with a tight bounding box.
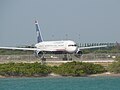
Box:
[35,20,43,43]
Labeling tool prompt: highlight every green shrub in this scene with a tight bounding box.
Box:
[52,61,106,76]
[0,61,106,77]
[0,62,52,77]
[108,61,120,73]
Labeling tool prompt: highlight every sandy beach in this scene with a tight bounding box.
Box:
[0,72,120,78]
[88,72,120,77]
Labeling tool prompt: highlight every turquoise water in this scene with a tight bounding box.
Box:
[0,77,120,90]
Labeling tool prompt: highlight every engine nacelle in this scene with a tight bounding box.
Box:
[34,51,43,57]
[75,50,83,58]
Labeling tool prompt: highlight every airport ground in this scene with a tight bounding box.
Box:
[0,53,117,67]
[0,51,120,77]
[0,45,120,66]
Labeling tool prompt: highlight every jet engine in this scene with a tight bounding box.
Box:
[75,50,83,58]
[34,51,43,57]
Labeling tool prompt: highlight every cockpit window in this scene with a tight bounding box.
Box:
[68,44,77,47]
[74,44,77,46]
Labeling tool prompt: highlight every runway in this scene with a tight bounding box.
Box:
[0,54,116,66]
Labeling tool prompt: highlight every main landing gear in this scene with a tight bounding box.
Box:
[62,54,72,61]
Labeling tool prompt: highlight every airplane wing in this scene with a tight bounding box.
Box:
[0,47,41,51]
[78,45,107,50]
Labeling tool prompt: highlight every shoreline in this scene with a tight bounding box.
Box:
[0,72,120,78]
[88,72,120,77]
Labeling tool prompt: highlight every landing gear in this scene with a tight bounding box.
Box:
[41,56,46,61]
[62,54,72,61]
[63,54,68,60]
[40,54,46,65]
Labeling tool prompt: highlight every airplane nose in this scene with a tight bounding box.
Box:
[68,46,78,53]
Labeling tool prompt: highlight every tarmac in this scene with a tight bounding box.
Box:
[0,54,115,66]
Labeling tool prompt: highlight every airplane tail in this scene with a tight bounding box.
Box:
[35,20,43,43]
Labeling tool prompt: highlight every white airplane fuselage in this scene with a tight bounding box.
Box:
[35,40,77,53]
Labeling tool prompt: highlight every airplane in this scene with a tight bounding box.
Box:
[0,20,107,60]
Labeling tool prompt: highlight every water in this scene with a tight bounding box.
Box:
[0,77,120,90]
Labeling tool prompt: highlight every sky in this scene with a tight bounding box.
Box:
[0,0,120,46]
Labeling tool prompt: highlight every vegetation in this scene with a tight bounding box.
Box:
[0,61,106,77]
[108,57,120,74]
[108,61,120,74]
[52,61,106,76]
[115,56,120,61]
[0,62,52,77]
